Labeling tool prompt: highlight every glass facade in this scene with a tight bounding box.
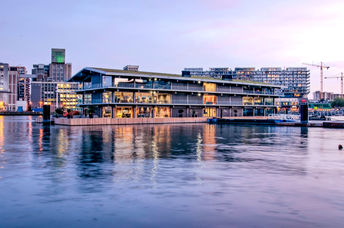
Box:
[84,94,91,104]
[102,106,112,117]
[103,76,112,87]
[103,92,112,103]
[114,78,135,88]
[136,107,153,118]
[157,93,171,104]
[135,92,155,104]
[114,92,133,103]
[155,107,170,118]
[74,68,281,118]
[243,97,253,105]
[115,107,133,118]
[254,97,263,105]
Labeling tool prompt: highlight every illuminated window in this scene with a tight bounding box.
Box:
[203,95,217,104]
[243,97,253,105]
[203,83,216,92]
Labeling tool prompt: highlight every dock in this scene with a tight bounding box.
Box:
[209,117,344,128]
[34,116,344,128]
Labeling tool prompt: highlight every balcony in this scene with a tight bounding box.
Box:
[81,82,280,96]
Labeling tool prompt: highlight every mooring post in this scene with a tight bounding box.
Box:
[299,98,309,125]
[43,105,51,124]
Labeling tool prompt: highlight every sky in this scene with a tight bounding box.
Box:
[1,0,344,96]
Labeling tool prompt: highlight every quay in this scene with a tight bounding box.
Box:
[45,116,344,128]
[0,111,42,116]
[210,117,344,128]
[52,117,208,126]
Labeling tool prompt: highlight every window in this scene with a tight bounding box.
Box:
[135,92,154,103]
[254,97,263,105]
[203,83,216,92]
[114,77,134,88]
[103,76,112,87]
[102,106,112,118]
[203,95,217,104]
[157,93,171,104]
[103,92,112,103]
[115,107,133,118]
[114,92,133,103]
[243,97,253,105]
[155,107,170,118]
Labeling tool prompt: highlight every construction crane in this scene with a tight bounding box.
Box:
[303,62,330,93]
[325,73,344,95]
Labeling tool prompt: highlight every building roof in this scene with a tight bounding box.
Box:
[70,67,283,88]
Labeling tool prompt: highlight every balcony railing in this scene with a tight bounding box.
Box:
[81,99,274,106]
[81,83,279,96]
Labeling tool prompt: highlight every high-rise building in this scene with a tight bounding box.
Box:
[0,63,9,110]
[31,48,74,111]
[49,49,72,81]
[253,67,310,98]
[182,67,310,98]
[8,66,21,111]
[32,64,49,81]
[18,74,36,107]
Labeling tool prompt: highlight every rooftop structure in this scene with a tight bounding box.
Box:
[51,48,65,64]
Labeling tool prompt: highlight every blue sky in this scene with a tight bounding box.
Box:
[1,0,344,94]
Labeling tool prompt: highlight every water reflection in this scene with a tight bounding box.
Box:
[2,117,344,227]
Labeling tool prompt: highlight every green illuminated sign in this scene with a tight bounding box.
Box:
[56,55,65,63]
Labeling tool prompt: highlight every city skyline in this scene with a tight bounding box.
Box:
[1,0,344,95]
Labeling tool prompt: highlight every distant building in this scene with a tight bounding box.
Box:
[182,67,233,79]
[31,81,79,111]
[0,64,29,111]
[313,91,344,101]
[7,66,22,111]
[253,67,310,98]
[18,74,36,110]
[30,49,74,111]
[0,63,9,110]
[32,64,49,81]
[182,67,310,98]
[49,48,72,82]
[234,68,256,80]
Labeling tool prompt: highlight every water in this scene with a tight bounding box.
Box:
[1,116,344,227]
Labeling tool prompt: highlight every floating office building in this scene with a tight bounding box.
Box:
[69,66,283,118]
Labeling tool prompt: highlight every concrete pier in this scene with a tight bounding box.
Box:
[53,117,208,126]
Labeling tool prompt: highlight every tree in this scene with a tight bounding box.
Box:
[331,98,344,108]
[55,108,64,115]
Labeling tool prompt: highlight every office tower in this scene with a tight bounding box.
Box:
[49,48,72,81]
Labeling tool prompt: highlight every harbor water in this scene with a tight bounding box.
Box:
[0,116,344,227]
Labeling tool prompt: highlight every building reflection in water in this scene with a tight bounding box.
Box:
[202,124,216,161]
[0,116,4,153]
[24,121,311,193]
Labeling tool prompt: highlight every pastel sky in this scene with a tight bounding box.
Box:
[1,0,344,96]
